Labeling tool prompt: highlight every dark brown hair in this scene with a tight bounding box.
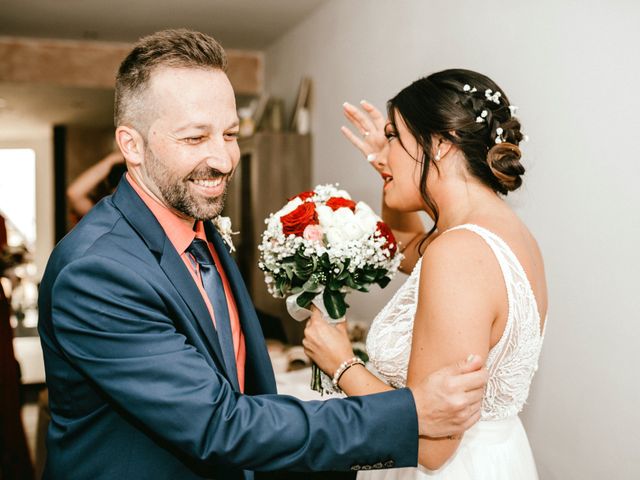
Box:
[387,68,525,244]
[114,29,228,131]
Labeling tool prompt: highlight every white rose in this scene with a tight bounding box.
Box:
[355,209,377,233]
[355,201,375,216]
[342,221,365,241]
[326,226,348,245]
[332,207,355,227]
[316,205,335,228]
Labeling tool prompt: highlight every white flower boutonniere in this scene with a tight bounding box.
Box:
[213,216,238,253]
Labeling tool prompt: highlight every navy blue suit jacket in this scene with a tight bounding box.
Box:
[38,178,418,479]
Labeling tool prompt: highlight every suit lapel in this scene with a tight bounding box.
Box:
[111,178,230,381]
[206,223,276,394]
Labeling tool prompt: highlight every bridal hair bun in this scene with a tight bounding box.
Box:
[487,141,525,193]
[454,71,527,195]
[486,115,525,193]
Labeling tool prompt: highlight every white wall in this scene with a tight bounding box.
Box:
[265,1,640,478]
[0,127,55,279]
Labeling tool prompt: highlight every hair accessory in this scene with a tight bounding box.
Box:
[476,109,488,123]
[463,84,478,93]
[332,356,366,389]
[485,89,502,104]
[486,89,502,104]
[495,127,505,144]
[508,105,519,115]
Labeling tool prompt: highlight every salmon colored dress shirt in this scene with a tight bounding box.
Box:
[126,174,246,391]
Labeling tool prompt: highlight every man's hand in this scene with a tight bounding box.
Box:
[409,354,488,438]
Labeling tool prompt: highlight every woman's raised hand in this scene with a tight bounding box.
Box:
[341,100,388,174]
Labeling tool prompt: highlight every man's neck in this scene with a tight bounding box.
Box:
[126,171,196,230]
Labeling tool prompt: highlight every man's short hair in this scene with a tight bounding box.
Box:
[114,29,228,131]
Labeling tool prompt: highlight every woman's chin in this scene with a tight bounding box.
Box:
[383,194,411,213]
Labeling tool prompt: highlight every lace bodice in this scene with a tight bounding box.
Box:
[366,224,546,420]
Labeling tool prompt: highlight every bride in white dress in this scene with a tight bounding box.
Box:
[303,69,547,479]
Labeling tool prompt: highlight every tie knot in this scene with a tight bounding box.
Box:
[187,238,214,266]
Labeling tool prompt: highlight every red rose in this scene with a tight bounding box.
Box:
[376,221,398,255]
[288,191,315,202]
[281,202,319,236]
[326,197,356,212]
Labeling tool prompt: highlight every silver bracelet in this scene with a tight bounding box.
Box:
[332,356,365,389]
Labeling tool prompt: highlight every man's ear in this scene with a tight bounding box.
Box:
[116,126,146,167]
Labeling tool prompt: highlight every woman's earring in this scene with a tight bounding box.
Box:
[435,148,441,162]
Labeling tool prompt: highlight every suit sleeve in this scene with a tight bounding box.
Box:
[51,255,418,472]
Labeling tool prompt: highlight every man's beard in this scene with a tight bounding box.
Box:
[145,149,229,221]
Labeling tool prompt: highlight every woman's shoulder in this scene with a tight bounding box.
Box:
[420,226,503,294]
[423,225,496,268]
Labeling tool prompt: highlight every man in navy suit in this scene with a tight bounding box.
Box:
[38,29,487,479]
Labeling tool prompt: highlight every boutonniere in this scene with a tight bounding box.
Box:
[213,216,238,253]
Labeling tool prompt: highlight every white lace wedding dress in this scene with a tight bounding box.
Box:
[360,224,546,479]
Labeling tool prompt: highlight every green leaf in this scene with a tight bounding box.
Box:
[337,270,350,281]
[323,289,347,319]
[302,277,319,292]
[361,272,377,283]
[276,276,289,296]
[293,253,315,279]
[345,276,359,290]
[376,276,391,289]
[353,348,369,363]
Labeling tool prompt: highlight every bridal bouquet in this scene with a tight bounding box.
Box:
[258,184,402,393]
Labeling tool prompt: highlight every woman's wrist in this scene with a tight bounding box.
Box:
[332,356,365,389]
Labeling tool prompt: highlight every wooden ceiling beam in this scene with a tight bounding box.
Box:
[0,36,263,95]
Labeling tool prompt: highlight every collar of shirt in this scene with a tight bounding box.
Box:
[125,173,199,253]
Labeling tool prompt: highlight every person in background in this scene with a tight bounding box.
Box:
[66,150,127,219]
[0,212,35,480]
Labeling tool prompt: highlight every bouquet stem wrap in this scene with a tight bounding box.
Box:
[286,290,345,394]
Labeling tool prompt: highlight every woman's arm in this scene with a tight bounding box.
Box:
[407,229,500,470]
[67,151,124,216]
[302,303,489,439]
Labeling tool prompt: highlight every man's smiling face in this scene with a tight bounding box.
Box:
[139,66,240,221]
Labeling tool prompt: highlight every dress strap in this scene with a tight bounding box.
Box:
[441,224,517,369]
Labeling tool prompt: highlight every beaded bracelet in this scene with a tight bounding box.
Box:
[332,356,365,389]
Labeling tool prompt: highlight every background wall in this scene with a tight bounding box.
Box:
[265,1,640,478]
[0,129,54,277]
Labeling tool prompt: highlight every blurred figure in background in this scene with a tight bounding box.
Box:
[66,150,127,219]
[0,212,35,480]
